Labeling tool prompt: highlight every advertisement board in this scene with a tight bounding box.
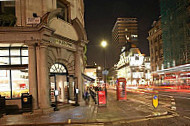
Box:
[98,91,106,105]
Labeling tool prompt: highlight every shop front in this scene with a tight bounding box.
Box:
[49,63,70,104]
[0,46,29,99]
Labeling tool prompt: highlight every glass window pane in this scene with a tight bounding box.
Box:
[11,69,29,98]
[22,48,28,56]
[22,57,28,64]
[11,57,20,64]
[0,70,11,98]
[0,49,9,56]
[11,48,20,56]
[0,57,9,65]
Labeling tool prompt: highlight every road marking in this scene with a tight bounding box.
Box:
[125,114,175,123]
[159,94,190,100]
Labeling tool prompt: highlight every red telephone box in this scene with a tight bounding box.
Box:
[117,78,127,100]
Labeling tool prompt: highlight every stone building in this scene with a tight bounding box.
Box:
[147,18,163,71]
[116,47,151,86]
[0,0,88,113]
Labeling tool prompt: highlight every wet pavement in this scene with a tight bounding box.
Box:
[0,89,174,126]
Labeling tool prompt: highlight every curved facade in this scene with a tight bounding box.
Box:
[0,0,88,112]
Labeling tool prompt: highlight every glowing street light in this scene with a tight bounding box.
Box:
[101,40,107,48]
[98,66,101,70]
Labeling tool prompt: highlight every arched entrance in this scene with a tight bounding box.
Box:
[49,63,69,104]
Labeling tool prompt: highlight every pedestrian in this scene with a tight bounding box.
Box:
[84,88,90,105]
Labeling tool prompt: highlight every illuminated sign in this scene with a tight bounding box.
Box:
[98,91,106,105]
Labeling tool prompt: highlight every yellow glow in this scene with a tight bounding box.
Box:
[101,40,107,48]
[98,66,101,70]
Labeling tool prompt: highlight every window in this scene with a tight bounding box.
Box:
[0,1,15,15]
[0,46,29,99]
[0,1,16,26]
[56,0,68,22]
[0,47,28,65]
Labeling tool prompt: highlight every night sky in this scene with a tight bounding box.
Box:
[84,0,160,68]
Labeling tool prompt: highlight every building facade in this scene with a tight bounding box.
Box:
[160,0,190,67]
[116,47,151,86]
[0,0,88,112]
[147,18,163,71]
[112,18,138,64]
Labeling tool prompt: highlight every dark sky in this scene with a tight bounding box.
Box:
[84,0,160,68]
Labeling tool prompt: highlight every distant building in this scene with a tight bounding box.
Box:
[160,0,190,67]
[112,18,138,64]
[115,47,151,86]
[147,18,163,71]
[84,66,97,86]
[0,0,88,112]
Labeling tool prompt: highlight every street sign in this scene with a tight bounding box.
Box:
[153,95,158,108]
[102,70,109,75]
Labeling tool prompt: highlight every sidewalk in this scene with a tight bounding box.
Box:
[0,89,170,126]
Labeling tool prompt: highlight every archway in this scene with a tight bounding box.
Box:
[49,63,69,104]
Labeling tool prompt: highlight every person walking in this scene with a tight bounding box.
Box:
[84,88,90,105]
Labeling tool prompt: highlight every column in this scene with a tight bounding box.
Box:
[28,45,38,109]
[38,46,50,109]
[69,76,74,100]
[74,47,83,101]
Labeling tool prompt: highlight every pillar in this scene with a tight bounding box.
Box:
[74,46,83,101]
[37,45,50,109]
[69,76,75,100]
[28,45,38,109]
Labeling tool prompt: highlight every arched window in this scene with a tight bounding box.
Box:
[50,63,67,74]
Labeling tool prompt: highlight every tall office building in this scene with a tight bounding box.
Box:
[112,18,138,63]
[160,0,190,67]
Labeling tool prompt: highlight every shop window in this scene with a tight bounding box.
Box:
[0,70,11,98]
[11,70,29,98]
[0,46,28,99]
[56,0,68,22]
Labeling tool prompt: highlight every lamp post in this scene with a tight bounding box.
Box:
[101,40,107,93]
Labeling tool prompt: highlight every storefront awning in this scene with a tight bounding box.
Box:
[82,73,95,82]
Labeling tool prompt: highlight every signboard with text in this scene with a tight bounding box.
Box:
[98,91,106,105]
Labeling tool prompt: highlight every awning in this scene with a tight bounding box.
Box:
[82,73,95,82]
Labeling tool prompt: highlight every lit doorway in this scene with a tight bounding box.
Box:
[49,63,69,104]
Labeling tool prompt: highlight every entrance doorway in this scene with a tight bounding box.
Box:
[50,63,69,104]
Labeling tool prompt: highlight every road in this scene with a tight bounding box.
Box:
[111,87,190,126]
[1,88,190,126]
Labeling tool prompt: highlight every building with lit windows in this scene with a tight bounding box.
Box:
[147,18,163,71]
[112,18,138,64]
[160,0,190,67]
[0,0,88,113]
[115,47,151,86]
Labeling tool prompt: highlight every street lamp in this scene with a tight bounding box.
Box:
[101,40,107,48]
[100,40,107,96]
